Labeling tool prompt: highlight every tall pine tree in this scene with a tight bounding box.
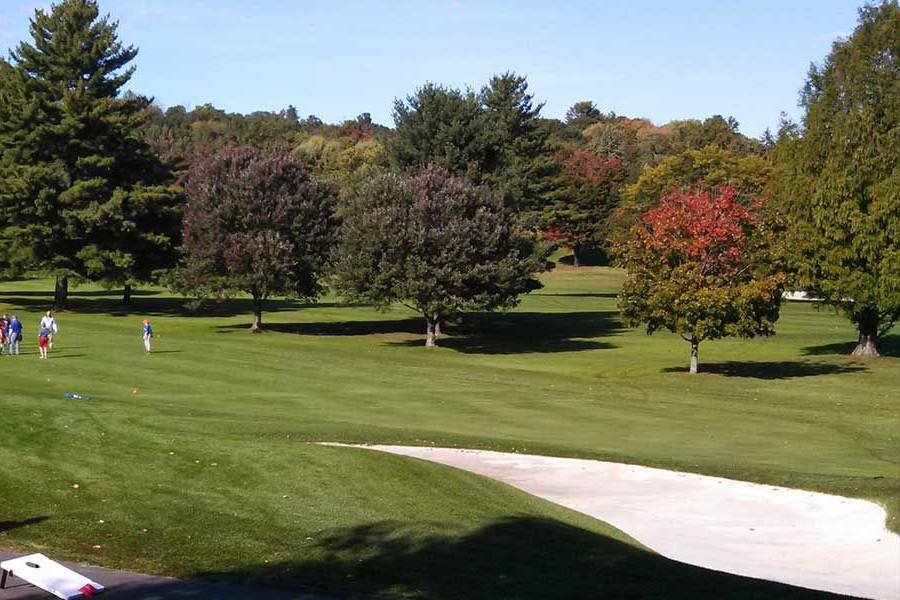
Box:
[0,0,180,305]
[480,72,557,214]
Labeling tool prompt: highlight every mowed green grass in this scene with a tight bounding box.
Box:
[0,266,896,599]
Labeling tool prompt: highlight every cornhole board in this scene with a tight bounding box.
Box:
[0,553,104,599]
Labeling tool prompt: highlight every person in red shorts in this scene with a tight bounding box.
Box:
[38,325,51,359]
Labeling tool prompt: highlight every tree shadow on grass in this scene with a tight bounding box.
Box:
[0,516,48,534]
[220,312,624,355]
[439,311,622,354]
[0,294,334,319]
[222,317,426,337]
[190,517,842,600]
[1,289,161,298]
[662,361,867,379]
[558,246,610,266]
[803,335,900,358]
[537,292,619,299]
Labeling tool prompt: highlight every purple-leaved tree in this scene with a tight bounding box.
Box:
[178,146,338,331]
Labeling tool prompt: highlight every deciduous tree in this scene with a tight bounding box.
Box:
[613,146,771,235]
[178,146,338,331]
[332,165,550,347]
[614,186,785,373]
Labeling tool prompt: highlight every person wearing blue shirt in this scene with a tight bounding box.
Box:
[142,319,153,353]
[8,315,22,355]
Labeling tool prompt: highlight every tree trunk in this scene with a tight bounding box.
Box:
[425,315,437,347]
[122,283,132,305]
[250,297,263,332]
[54,276,68,308]
[689,338,700,374]
[572,245,581,267]
[852,330,880,358]
[434,319,442,338]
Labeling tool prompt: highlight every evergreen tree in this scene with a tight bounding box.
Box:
[480,72,558,214]
[388,75,557,215]
[541,150,627,266]
[773,1,900,357]
[565,101,604,129]
[387,83,490,180]
[0,0,180,305]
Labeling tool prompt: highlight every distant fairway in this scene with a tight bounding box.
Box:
[0,266,896,599]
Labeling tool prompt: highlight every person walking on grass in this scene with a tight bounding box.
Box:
[8,316,22,356]
[0,314,7,355]
[38,325,51,359]
[142,319,153,353]
[40,310,58,351]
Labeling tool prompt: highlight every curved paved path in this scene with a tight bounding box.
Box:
[342,445,900,600]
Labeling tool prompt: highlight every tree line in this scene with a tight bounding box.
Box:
[0,0,896,369]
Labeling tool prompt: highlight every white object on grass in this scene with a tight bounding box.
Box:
[783,290,823,301]
[0,553,104,599]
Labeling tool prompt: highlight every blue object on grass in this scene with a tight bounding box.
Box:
[64,392,90,400]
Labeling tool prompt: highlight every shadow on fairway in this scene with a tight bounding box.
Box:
[0,516,48,534]
[0,293,329,319]
[662,361,867,379]
[189,517,841,600]
[803,334,900,358]
[537,292,619,299]
[221,311,623,355]
[3,289,161,298]
[558,247,610,266]
[225,317,426,336]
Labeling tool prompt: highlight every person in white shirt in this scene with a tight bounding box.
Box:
[40,311,58,350]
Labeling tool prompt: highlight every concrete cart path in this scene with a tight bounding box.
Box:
[340,444,900,600]
[0,550,320,600]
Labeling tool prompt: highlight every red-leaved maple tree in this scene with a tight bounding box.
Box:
[614,185,785,373]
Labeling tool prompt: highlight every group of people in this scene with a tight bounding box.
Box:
[0,311,154,359]
[0,313,24,355]
[7,310,60,359]
[0,311,58,359]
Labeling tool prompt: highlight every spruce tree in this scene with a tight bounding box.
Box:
[0,0,180,305]
[773,2,899,356]
[387,74,557,215]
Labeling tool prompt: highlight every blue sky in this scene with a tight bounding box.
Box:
[1,1,860,136]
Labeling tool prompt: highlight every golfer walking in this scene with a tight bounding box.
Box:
[142,319,153,353]
[8,315,22,355]
[37,325,51,359]
[40,311,58,351]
